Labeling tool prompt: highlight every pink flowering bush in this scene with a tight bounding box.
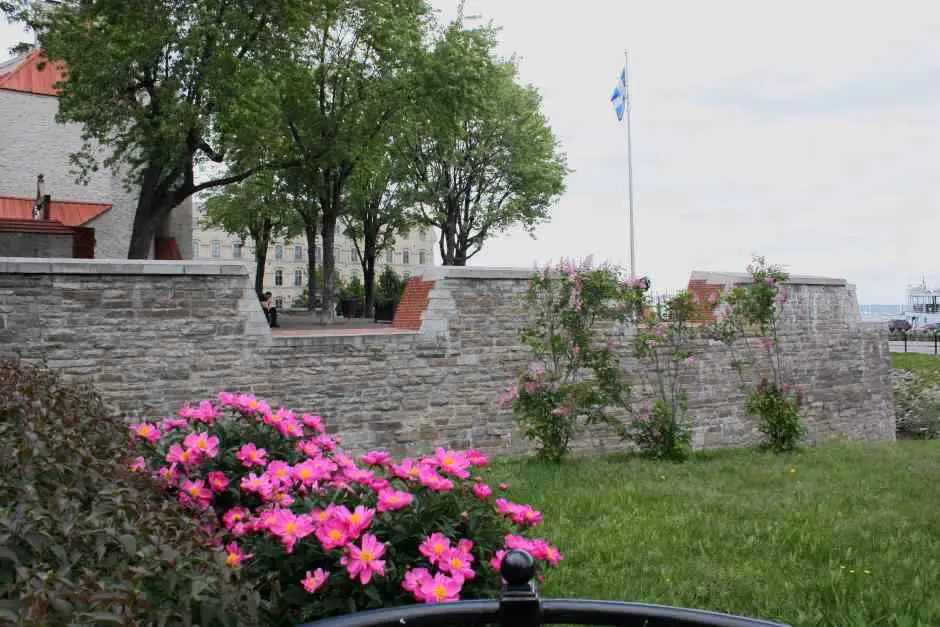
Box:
[627,291,702,461]
[504,258,644,462]
[708,256,805,452]
[130,394,561,624]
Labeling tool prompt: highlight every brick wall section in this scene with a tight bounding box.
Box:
[392,277,435,330]
[0,259,895,457]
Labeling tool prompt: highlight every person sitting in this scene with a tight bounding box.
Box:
[261,291,279,327]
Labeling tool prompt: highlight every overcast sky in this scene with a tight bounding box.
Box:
[5,2,940,304]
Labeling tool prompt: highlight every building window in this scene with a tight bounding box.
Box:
[275,244,283,260]
[293,269,303,286]
[315,248,321,262]
[419,250,427,265]
[193,241,200,258]
[211,240,221,258]
[350,247,357,263]
[386,249,393,264]
[233,243,243,259]
[275,269,283,286]
[294,244,303,260]
[275,297,284,309]
[402,249,410,265]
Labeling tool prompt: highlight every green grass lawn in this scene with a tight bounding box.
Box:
[892,352,940,376]
[494,441,940,627]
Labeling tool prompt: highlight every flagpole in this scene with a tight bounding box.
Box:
[624,50,636,279]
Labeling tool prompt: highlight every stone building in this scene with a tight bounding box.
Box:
[0,48,192,259]
[192,202,438,308]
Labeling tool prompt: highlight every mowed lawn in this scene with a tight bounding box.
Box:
[892,352,940,376]
[493,441,940,627]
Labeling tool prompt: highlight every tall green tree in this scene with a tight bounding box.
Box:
[25,0,312,258]
[404,21,568,265]
[342,137,412,317]
[202,171,302,299]
[277,0,428,318]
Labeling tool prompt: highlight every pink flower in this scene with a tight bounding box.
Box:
[402,567,432,593]
[224,542,252,567]
[336,505,375,538]
[377,488,415,512]
[344,467,376,485]
[438,549,476,580]
[340,533,386,585]
[191,400,218,424]
[267,509,315,553]
[360,450,393,466]
[129,456,146,472]
[315,519,349,551]
[391,458,423,481]
[490,549,507,572]
[529,539,563,567]
[207,471,229,492]
[314,434,338,451]
[472,483,493,500]
[495,499,542,527]
[265,460,294,487]
[156,464,178,484]
[302,568,329,593]
[160,417,188,431]
[223,507,250,530]
[685,356,697,366]
[499,483,509,491]
[301,413,326,433]
[466,449,489,467]
[505,534,534,552]
[297,439,322,458]
[179,479,212,508]
[292,458,335,485]
[129,422,161,443]
[216,391,237,406]
[240,473,274,499]
[419,532,452,566]
[416,573,462,604]
[418,466,454,492]
[434,448,471,479]
[235,443,267,467]
[457,538,474,555]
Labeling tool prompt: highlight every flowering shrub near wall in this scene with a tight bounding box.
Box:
[709,257,804,452]
[501,258,644,462]
[130,396,561,625]
[627,291,703,461]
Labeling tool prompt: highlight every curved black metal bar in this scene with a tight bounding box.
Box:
[295,550,791,627]
[296,599,499,627]
[541,600,788,626]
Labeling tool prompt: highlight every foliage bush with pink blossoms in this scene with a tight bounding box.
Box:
[130,394,562,625]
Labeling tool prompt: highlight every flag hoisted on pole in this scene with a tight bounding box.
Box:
[610,51,636,279]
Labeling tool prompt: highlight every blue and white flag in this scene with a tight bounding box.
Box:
[610,67,629,121]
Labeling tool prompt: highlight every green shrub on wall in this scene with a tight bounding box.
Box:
[0,359,258,626]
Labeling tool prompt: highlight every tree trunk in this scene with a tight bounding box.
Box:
[252,230,270,300]
[320,212,337,320]
[253,249,267,300]
[362,259,376,319]
[304,220,319,311]
[127,170,170,259]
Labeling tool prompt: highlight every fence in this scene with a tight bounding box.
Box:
[298,550,788,627]
[887,330,940,354]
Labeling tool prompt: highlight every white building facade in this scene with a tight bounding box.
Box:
[192,203,437,308]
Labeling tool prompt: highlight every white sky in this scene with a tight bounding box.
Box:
[5,1,940,303]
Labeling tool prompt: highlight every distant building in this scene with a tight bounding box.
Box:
[192,203,437,308]
[0,48,192,259]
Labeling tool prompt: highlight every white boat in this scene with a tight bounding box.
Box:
[901,275,940,327]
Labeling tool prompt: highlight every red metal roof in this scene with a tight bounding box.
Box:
[0,49,65,96]
[0,218,77,235]
[0,196,112,226]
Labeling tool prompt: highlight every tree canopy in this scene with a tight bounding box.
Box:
[402,20,568,265]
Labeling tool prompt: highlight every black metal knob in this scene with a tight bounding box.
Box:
[501,549,536,586]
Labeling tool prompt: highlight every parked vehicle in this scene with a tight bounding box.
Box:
[889,319,912,332]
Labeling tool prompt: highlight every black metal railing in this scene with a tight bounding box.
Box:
[298,550,789,627]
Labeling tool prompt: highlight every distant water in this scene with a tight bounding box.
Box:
[859,304,903,321]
